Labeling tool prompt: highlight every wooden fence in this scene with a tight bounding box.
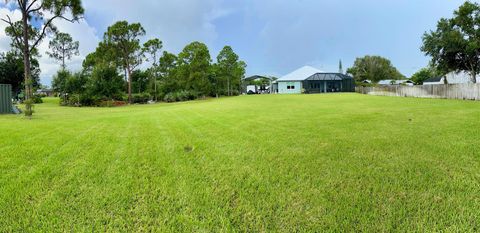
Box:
[356,84,480,101]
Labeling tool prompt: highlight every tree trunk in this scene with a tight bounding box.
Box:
[471,71,477,84]
[227,76,230,96]
[127,66,132,104]
[22,8,32,117]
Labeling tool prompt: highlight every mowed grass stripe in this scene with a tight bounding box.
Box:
[1,94,480,231]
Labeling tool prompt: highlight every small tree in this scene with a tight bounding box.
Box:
[2,0,84,117]
[104,21,146,103]
[47,32,80,70]
[143,38,163,101]
[422,1,480,83]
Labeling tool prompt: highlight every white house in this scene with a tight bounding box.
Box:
[423,77,445,85]
[378,80,415,86]
[277,66,323,94]
[424,71,480,85]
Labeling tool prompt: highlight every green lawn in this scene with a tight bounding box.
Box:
[1,94,480,232]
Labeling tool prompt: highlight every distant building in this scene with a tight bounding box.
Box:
[423,77,445,85]
[243,75,275,94]
[36,89,54,97]
[378,80,415,86]
[424,71,480,85]
[276,66,355,94]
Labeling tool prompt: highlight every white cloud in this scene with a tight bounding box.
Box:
[0,8,22,52]
[1,0,230,86]
[0,7,100,86]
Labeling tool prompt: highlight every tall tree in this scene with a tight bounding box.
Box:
[422,1,480,83]
[46,32,79,70]
[158,51,178,94]
[177,42,212,97]
[216,46,245,96]
[104,21,146,103]
[2,0,84,116]
[347,55,405,83]
[143,38,162,101]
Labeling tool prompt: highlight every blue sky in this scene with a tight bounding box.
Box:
[0,0,472,85]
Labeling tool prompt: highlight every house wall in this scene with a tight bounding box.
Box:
[278,81,302,94]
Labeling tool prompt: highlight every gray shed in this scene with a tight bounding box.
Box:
[0,84,13,114]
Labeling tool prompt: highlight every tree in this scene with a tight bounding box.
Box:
[158,51,178,95]
[2,0,84,116]
[422,1,480,83]
[0,51,41,96]
[216,46,245,96]
[87,64,125,101]
[131,70,149,94]
[143,38,162,101]
[347,55,405,83]
[46,32,80,70]
[177,42,212,97]
[104,21,146,103]
[410,66,442,85]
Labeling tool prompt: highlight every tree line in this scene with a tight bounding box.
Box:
[54,21,246,106]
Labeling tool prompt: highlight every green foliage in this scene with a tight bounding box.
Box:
[347,55,406,83]
[3,0,85,117]
[422,1,480,83]
[104,21,146,103]
[177,42,212,97]
[410,67,441,85]
[46,32,79,69]
[163,90,197,103]
[215,46,246,96]
[51,69,71,95]
[31,95,43,104]
[131,70,150,94]
[88,64,125,101]
[0,51,41,95]
[132,93,151,104]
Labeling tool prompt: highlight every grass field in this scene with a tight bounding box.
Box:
[1,94,480,232]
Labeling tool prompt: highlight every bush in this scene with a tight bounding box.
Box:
[67,94,81,107]
[31,95,43,104]
[163,90,197,103]
[132,93,151,104]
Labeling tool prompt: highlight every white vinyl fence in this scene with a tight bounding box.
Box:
[356,84,480,101]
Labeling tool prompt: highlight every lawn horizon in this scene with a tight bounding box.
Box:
[1,93,479,231]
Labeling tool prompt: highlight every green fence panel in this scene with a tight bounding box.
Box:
[0,84,13,114]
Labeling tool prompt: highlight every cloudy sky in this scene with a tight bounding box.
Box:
[0,0,471,86]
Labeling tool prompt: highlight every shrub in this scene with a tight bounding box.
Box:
[31,95,43,104]
[132,93,151,104]
[163,90,198,103]
[67,94,81,107]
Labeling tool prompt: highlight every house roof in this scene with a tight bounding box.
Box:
[423,77,443,83]
[306,73,353,81]
[378,80,414,85]
[277,66,323,81]
[243,75,273,81]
